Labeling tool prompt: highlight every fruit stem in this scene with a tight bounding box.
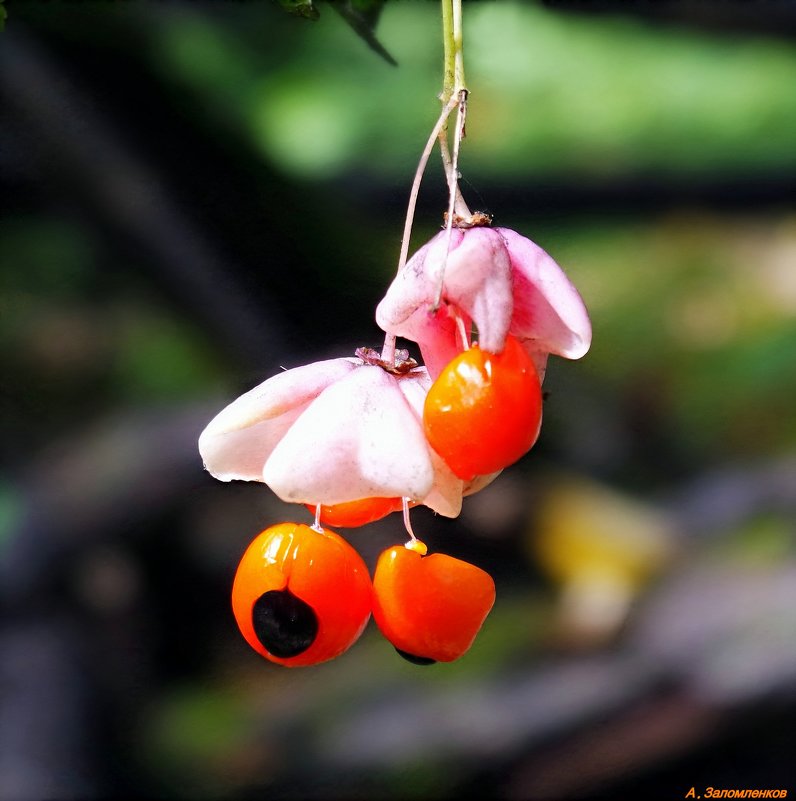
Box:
[312,504,323,533]
[438,128,471,221]
[454,311,471,351]
[433,88,468,312]
[401,497,428,555]
[380,334,397,366]
[394,93,460,281]
[381,92,459,365]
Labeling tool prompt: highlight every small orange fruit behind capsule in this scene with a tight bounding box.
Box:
[231,522,372,667]
[423,334,543,481]
[372,544,496,664]
[304,497,403,528]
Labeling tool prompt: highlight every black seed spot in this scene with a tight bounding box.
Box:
[395,647,436,666]
[252,589,318,658]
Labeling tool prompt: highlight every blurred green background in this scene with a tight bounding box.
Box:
[1,1,795,799]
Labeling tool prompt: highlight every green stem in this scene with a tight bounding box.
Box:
[441,0,455,103]
[439,0,469,220]
[431,0,471,311]
[452,0,465,93]
[441,0,465,99]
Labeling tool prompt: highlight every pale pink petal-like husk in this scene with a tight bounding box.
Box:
[198,358,358,482]
[376,227,514,365]
[376,229,464,341]
[413,306,461,382]
[463,471,502,497]
[498,228,592,365]
[263,365,435,505]
[441,228,513,352]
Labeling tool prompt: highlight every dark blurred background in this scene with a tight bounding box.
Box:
[1,1,795,799]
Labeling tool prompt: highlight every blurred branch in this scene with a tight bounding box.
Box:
[0,403,216,607]
[0,30,290,373]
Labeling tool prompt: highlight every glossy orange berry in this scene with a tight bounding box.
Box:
[423,334,542,480]
[372,544,496,664]
[231,523,372,667]
[304,497,403,528]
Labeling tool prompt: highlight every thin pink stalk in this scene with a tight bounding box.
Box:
[432,89,468,311]
[381,93,460,364]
